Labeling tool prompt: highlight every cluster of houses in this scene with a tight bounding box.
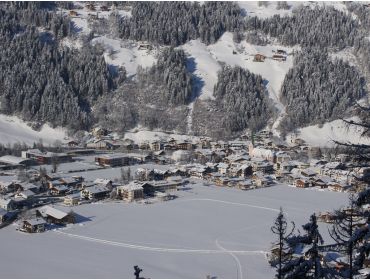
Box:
[253,49,288,62]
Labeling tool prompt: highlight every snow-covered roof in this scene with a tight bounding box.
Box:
[117,182,143,192]
[38,205,72,220]
[84,185,110,194]
[24,218,46,226]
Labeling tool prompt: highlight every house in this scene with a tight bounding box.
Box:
[116,182,144,202]
[64,193,81,206]
[15,189,35,200]
[313,176,332,189]
[254,53,266,62]
[272,54,286,61]
[20,218,46,233]
[328,182,348,192]
[176,141,193,150]
[50,185,69,196]
[150,141,163,151]
[276,49,286,55]
[69,10,78,16]
[36,205,75,224]
[0,155,36,168]
[0,198,15,211]
[295,178,310,188]
[138,43,152,51]
[217,163,229,175]
[94,178,113,190]
[237,180,254,190]
[95,153,148,167]
[81,185,110,200]
[141,180,179,195]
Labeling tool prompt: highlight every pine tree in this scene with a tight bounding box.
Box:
[270,208,295,279]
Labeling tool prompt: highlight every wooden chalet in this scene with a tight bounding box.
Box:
[295,178,310,188]
[36,205,75,225]
[21,218,46,233]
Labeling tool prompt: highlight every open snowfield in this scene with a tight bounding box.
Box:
[0,114,67,146]
[0,183,348,278]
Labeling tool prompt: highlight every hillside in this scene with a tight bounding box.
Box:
[0,1,369,147]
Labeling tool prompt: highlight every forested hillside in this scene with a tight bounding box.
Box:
[0,2,120,130]
[279,48,364,134]
[0,1,369,142]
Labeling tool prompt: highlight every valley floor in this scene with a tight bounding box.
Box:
[0,183,347,279]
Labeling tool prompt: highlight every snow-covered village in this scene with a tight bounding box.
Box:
[0,0,370,279]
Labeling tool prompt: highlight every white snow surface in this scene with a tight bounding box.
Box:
[0,183,348,278]
[289,117,370,147]
[0,114,67,146]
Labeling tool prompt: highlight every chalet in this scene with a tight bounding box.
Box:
[328,182,348,192]
[254,53,266,62]
[234,164,253,178]
[255,175,274,188]
[50,185,69,196]
[295,178,310,188]
[150,141,163,151]
[116,182,144,202]
[81,185,110,200]
[69,10,78,16]
[177,141,193,150]
[313,176,332,189]
[59,177,83,189]
[0,198,15,211]
[64,193,81,206]
[93,178,113,190]
[272,54,286,61]
[189,166,209,179]
[37,205,75,224]
[20,218,46,233]
[15,190,35,200]
[301,168,317,177]
[139,142,150,150]
[141,180,179,195]
[214,176,230,187]
[168,138,177,148]
[217,163,230,175]
[86,139,120,150]
[251,160,274,173]
[237,180,254,190]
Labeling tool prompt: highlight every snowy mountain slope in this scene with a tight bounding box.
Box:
[288,117,370,148]
[238,1,351,19]
[92,36,157,77]
[0,115,67,146]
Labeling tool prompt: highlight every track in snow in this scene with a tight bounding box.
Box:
[182,198,281,213]
[55,230,267,255]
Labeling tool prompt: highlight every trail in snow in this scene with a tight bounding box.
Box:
[215,239,243,279]
[55,230,267,255]
[182,198,281,213]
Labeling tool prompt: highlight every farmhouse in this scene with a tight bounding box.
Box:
[116,182,144,202]
[36,205,75,224]
[20,218,46,233]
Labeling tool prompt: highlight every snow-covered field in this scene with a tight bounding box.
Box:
[0,183,348,278]
[0,114,67,146]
